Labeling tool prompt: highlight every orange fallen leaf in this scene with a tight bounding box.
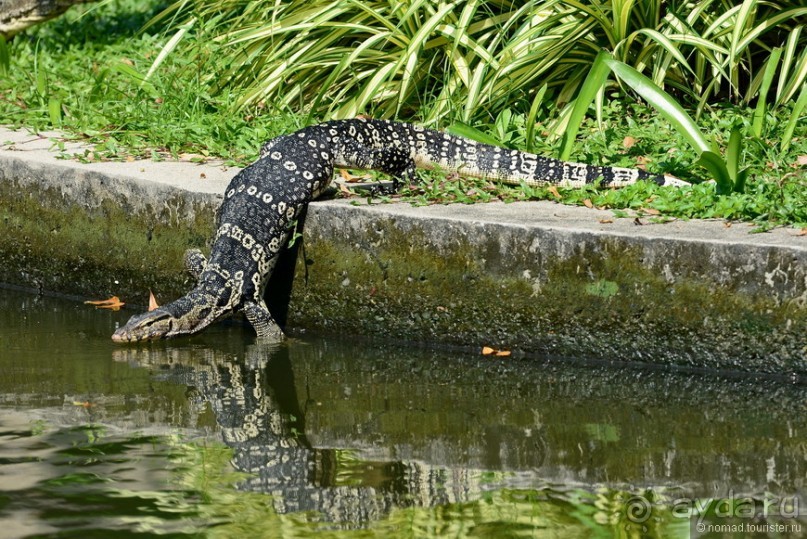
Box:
[599,219,613,224]
[622,136,637,149]
[338,183,355,197]
[642,208,661,215]
[583,198,594,209]
[339,169,372,183]
[797,228,807,236]
[547,185,561,199]
[85,296,125,311]
[482,346,511,357]
[796,155,807,166]
[72,401,94,408]
[148,290,160,311]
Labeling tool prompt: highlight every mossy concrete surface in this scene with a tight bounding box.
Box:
[0,129,225,305]
[1,127,805,375]
[292,200,806,375]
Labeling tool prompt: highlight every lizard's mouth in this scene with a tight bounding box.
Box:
[112,309,174,343]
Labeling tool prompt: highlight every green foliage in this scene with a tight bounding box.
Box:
[149,0,807,126]
[0,0,804,227]
[0,0,292,164]
[566,52,753,194]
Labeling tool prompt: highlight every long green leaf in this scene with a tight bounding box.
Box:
[48,98,61,127]
[729,0,759,71]
[752,47,781,138]
[145,18,195,82]
[626,28,696,79]
[395,1,460,116]
[777,46,807,105]
[604,57,711,154]
[780,82,807,152]
[697,151,732,194]
[775,27,801,105]
[559,50,612,161]
[726,126,742,181]
[526,83,548,153]
[0,36,9,75]
[734,9,807,58]
[446,122,504,147]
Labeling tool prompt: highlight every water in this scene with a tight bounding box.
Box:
[0,288,804,538]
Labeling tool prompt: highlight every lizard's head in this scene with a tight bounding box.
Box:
[112,294,230,343]
[113,274,241,343]
[112,308,184,343]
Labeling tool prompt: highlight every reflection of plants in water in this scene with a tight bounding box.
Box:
[593,487,690,539]
[166,434,249,500]
[365,486,693,539]
[0,420,715,538]
[78,423,108,446]
[30,419,48,436]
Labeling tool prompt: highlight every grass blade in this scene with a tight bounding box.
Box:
[145,17,196,82]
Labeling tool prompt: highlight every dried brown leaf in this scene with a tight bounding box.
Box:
[84,296,125,311]
[338,183,355,197]
[148,289,160,311]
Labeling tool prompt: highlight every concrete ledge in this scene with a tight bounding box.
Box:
[1,127,805,375]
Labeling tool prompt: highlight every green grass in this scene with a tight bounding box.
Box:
[0,0,804,228]
[0,0,295,165]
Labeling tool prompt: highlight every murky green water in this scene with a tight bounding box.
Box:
[0,288,804,538]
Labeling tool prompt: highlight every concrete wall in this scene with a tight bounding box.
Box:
[1,128,805,375]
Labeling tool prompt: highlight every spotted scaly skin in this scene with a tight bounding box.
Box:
[112,118,686,342]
